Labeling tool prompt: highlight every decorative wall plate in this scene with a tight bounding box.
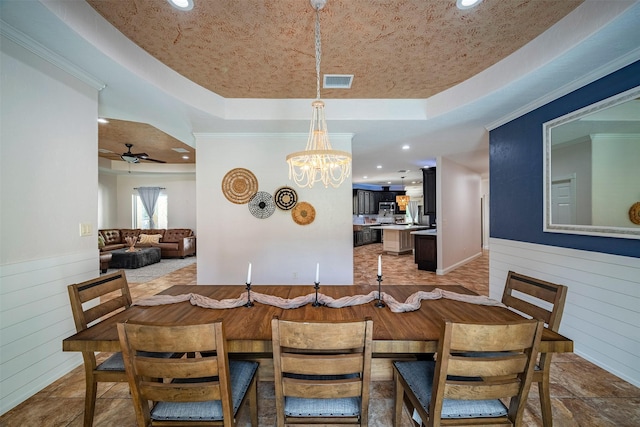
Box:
[629,202,640,225]
[291,201,316,225]
[248,191,276,219]
[274,186,298,211]
[221,168,258,204]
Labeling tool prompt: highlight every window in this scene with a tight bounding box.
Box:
[133,193,168,229]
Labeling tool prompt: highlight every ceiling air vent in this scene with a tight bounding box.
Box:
[323,74,353,89]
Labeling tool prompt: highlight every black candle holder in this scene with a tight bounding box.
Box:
[375,275,386,308]
[244,281,254,307]
[312,281,322,307]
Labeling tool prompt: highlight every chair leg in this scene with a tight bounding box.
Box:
[249,377,258,427]
[83,378,97,427]
[393,371,404,427]
[539,377,553,427]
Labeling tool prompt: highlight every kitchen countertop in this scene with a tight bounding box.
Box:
[411,229,438,235]
[368,225,430,231]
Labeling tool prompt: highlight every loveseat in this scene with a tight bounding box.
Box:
[99,228,196,259]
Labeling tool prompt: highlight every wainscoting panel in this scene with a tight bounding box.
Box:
[489,238,640,387]
[0,251,98,415]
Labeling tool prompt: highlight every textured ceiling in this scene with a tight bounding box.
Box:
[86,0,583,100]
[98,119,195,164]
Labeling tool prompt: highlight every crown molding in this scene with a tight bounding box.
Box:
[0,20,106,91]
[485,47,640,131]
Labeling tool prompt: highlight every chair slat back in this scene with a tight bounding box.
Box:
[67,270,132,331]
[117,321,234,424]
[430,319,544,424]
[271,317,373,425]
[502,271,567,331]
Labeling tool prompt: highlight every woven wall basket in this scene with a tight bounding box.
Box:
[221,168,258,204]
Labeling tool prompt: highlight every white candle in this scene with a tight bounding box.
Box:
[247,262,252,284]
[315,263,320,283]
[378,255,382,276]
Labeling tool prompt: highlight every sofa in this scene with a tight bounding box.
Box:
[99,228,196,259]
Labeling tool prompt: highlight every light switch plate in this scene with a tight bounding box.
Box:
[79,223,93,237]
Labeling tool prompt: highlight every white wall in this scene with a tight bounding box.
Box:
[0,37,99,413]
[437,157,483,274]
[98,172,117,229]
[195,133,353,285]
[489,238,640,387]
[591,134,640,228]
[481,177,490,250]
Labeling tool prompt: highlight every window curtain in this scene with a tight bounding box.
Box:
[137,187,162,229]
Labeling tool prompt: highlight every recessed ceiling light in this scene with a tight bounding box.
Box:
[182,155,189,160]
[167,0,193,11]
[363,176,368,179]
[402,145,410,150]
[97,118,109,124]
[376,165,382,169]
[457,0,482,10]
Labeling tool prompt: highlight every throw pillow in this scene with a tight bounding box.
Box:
[98,235,105,248]
[139,233,162,244]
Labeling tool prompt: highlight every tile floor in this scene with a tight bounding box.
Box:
[1,244,639,426]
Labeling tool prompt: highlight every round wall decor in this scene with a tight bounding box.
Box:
[291,201,316,225]
[274,186,298,210]
[221,168,258,204]
[248,191,276,219]
[629,202,640,225]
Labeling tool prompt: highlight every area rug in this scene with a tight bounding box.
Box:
[104,256,197,283]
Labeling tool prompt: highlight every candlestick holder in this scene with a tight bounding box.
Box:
[244,281,254,307]
[312,281,322,307]
[375,275,386,308]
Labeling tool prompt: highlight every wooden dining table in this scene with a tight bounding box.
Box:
[63,284,572,379]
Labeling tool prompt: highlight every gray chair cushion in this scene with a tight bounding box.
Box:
[283,372,361,417]
[393,360,508,419]
[285,397,361,417]
[150,360,259,421]
[96,352,125,371]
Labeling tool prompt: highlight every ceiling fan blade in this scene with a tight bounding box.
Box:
[142,157,166,163]
[130,152,149,157]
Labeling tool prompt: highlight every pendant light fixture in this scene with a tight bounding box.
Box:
[396,176,410,210]
[286,0,352,189]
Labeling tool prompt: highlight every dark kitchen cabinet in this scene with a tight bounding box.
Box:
[414,234,437,271]
[422,167,436,223]
[353,190,378,215]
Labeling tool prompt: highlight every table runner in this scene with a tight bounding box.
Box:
[134,288,505,313]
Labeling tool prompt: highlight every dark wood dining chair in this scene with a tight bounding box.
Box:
[502,271,568,427]
[67,270,133,427]
[271,317,374,427]
[393,318,544,426]
[117,320,259,426]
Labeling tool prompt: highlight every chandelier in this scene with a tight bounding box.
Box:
[286,0,351,189]
[396,176,410,210]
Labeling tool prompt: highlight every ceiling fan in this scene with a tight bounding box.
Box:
[120,143,166,164]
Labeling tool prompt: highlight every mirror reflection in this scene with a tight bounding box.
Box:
[544,86,640,239]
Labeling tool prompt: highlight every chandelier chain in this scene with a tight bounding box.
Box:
[315,6,322,100]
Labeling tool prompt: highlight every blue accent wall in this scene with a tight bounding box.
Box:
[490,60,640,258]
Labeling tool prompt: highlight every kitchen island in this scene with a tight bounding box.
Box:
[369,225,429,255]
